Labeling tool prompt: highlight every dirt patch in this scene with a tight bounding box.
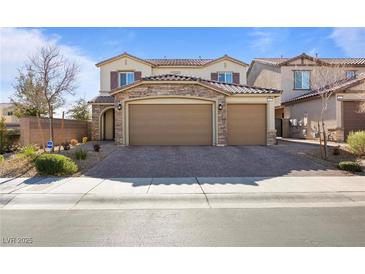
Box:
[59,141,116,176]
[0,154,38,177]
[0,141,116,177]
[276,140,363,175]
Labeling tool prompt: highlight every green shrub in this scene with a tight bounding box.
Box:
[82,137,88,144]
[35,154,78,175]
[0,117,8,154]
[75,148,87,160]
[347,131,365,157]
[338,161,362,172]
[0,154,4,164]
[20,144,37,159]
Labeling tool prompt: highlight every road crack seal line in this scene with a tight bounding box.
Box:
[146,178,153,194]
[195,177,211,208]
[70,178,106,209]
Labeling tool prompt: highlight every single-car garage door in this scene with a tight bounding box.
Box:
[227,104,267,145]
[343,101,365,140]
[129,104,213,145]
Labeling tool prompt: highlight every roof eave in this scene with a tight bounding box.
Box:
[204,55,248,67]
[282,76,365,105]
[96,52,154,68]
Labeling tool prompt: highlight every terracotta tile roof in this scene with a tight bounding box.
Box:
[282,73,365,104]
[140,74,282,94]
[320,58,365,65]
[254,56,365,66]
[145,58,214,66]
[88,95,114,104]
[96,52,248,67]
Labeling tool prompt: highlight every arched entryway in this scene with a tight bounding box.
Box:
[100,108,115,140]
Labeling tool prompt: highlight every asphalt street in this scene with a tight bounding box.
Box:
[1,207,364,246]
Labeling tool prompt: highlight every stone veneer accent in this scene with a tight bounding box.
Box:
[113,84,227,145]
[267,130,277,145]
[91,83,274,146]
[91,104,115,141]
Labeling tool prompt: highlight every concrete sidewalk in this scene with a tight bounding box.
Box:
[0,176,364,209]
[277,137,343,147]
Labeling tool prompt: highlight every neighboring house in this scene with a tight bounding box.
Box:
[0,103,19,125]
[89,52,281,146]
[247,53,365,141]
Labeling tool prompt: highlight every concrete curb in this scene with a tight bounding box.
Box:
[2,191,365,210]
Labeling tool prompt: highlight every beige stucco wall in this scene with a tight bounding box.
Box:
[280,64,365,102]
[284,95,337,139]
[153,60,247,84]
[99,57,248,92]
[247,62,281,89]
[347,81,365,92]
[248,58,365,104]
[284,83,365,141]
[99,56,153,92]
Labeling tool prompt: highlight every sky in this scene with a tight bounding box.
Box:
[1,27,365,116]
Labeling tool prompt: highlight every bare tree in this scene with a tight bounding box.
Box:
[311,62,346,159]
[29,46,79,149]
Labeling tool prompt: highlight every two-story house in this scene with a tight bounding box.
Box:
[247,53,365,141]
[89,52,281,146]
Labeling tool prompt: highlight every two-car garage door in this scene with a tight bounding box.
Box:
[128,102,267,145]
[129,104,213,145]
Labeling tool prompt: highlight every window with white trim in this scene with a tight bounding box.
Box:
[218,72,233,83]
[345,70,356,78]
[119,72,134,87]
[294,71,310,90]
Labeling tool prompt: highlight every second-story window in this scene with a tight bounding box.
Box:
[120,72,134,86]
[218,72,233,84]
[345,70,356,78]
[294,71,310,90]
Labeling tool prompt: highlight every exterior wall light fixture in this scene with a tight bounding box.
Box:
[336,95,344,101]
[117,102,122,110]
[267,97,273,102]
[218,103,224,110]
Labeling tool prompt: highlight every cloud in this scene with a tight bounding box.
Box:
[249,30,274,52]
[0,28,98,117]
[330,28,365,57]
[308,48,318,56]
[103,29,136,47]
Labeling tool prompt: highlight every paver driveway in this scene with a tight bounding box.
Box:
[84,145,348,177]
